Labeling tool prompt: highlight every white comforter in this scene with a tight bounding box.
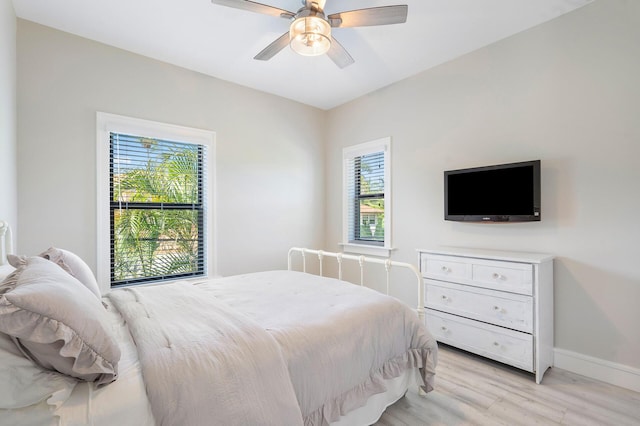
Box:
[106,270,437,426]
[108,281,304,426]
[196,271,437,424]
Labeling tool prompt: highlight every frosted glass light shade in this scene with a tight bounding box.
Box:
[289,16,331,56]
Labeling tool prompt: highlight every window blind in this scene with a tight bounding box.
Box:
[109,132,206,286]
[345,150,385,245]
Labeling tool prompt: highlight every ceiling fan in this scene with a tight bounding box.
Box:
[210,0,408,68]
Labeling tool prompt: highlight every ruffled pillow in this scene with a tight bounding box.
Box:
[0,256,120,386]
[38,247,102,299]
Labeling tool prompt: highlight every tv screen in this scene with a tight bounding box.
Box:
[444,160,541,222]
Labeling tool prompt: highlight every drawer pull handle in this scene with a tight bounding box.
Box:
[493,306,500,311]
[441,266,450,273]
[492,272,504,280]
[441,295,448,300]
[493,342,500,347]
[441,326,448,332]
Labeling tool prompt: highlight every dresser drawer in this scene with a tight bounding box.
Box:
[421,255,471,282]
[426,310,534,372]
[470,260,533,295]
[425,280,533,333]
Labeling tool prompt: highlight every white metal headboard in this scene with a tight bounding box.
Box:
[0,221,13,265]
[288,248,424,321]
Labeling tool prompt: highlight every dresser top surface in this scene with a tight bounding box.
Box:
[417,247,554,264]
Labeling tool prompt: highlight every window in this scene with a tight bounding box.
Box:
[342,138,391,257]
[97,113,215,290]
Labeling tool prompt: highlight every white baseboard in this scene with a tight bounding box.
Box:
[553,348,640,393]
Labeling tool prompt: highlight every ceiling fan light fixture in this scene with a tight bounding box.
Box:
[289,16,331,57]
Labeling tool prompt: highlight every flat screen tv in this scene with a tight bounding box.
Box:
[444,160,541,222]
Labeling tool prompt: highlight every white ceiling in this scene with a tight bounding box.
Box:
[12,0,592,110]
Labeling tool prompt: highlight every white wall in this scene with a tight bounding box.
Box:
[0,0,17,236]
[16,20,325,279]
[325,0,640,370]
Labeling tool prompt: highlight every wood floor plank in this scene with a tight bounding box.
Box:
[374,345,640,426]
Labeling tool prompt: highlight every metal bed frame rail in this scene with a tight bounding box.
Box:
[288,247,424,321]
[0,221,13,266]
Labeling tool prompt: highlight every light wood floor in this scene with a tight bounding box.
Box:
[374,344,640,426]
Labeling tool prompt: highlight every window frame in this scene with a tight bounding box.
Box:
[341,137,392,257]
[96,113,216,293]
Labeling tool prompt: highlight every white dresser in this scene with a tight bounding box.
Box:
[418,247,554,384]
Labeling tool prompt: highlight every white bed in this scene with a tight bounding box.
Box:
[0,223,437,425]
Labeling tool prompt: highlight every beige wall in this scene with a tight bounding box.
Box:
[16,20,325,278]
[0,0,17,233]
[325,0,640,369]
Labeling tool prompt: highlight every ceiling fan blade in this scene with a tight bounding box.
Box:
[211,0,295,19]
[328,5,408,28]
[326,36,354,69]
[254,32,290,61]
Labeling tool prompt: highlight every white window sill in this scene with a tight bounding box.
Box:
[339,243,395,258]
[104,275,216,294]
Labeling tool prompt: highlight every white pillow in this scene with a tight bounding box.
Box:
[0,331,76,409]
[0,264,14,282]
[38,247,102,298]
[0,256,120,386]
